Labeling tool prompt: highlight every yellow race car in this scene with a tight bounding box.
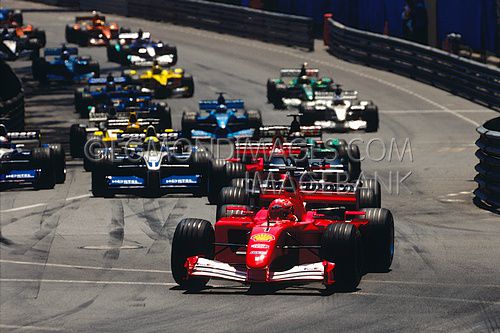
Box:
[124,61,194,99]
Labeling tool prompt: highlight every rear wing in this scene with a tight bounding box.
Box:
[280,68,319,78]
[199,99,244,110]
[7,130,41,145]
[258,180,358,206]
[75,15,105,22]
[44,47,78,57]
[87,76,128,85]
[118,31,151,40]
[234,141,307,159]
[257,125,322,139]
[116,131,181,141]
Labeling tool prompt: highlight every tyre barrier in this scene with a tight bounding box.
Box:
[325,17,500,111]
[475,117,500,211]
[0,60,25,131]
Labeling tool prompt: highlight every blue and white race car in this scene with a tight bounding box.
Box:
[74,74,152,117]
[0,126,66,190]
[107,31,177,67]
[31,45,100,84]
[181,93,262,140]
[90,126,216,198]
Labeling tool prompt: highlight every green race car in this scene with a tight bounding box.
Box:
[266,63,335,109]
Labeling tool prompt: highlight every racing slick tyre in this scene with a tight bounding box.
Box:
[217,204,251,220]
[224,162,246,181]
[347,144,361,181]
[12,11,23,26]
[363,103,379,133]
[336,139,348,160]
[49,144,66,184]
[78,95,94,119]
[361,208,394,272]
[86,62,100,79]
[33,30,46,48]
[363,179,381,208]
[91,157,113,198]
[357,188,378,209]
[181,111,197,139]
[65,25,75,44]
[272,85,287,109]
[31,57,47,83]
[69,124,87,158]
[208,159,227,205]
[182,75,195,98]
[158,103,172,130]
[219,186,250,206]
[230,178,253,190]
[246,110,262,129]
[32,147,56,190]
[171,218,214,290]
[266,80,276,103]
[321,223,363,291]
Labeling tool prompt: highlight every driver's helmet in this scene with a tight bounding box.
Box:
[61,49,70,61]
[152,60,162,75]
[1,28,9,37]
[334,86,342,96]
[289,118,300,134]
[268,198,296,221]
[126,112,141,132]
[299,62,307,77]
[0,135,11,149]
[143,125,160,150]
[217,104,227,113]
[0,124,8,137]
[298,75,309,85]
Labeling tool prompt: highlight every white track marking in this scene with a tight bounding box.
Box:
[2,279,498,305]
[0,278,175,286]
[380,109,492,114]
[363,279,500,289]
[353,291,500,306]
[159,24,484,127]
[0,194,91,213]
[0,324,65,332]
[0,259,171,274]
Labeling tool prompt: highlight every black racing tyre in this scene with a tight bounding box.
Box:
[12,11,23,26]
[219,186,250,206]
[246,110,262,129]
[357,188,377,209]
[182,75,195,98]
[69,124,87,158]
[321,223,363,291]
[363,178,381,208]
[65,25,74,43]
[336,139,348,160]
[32,57,47,83]
[87,62,100,78]
[32,147,56,190]
[74,88,84,113]
[224,162,246,181]
[230,177,253,189]
[91,157,112,197]
[266,79,276,103]
[33,30,46,48]
[361,208,394,272]
[217,204,251,220]
[49,144,66,184]
[181,111,197,139]
[78,95,94,119]
[171,218,214,290]
[158,103,172,130]
[347,144,361,181]
[363,103,379,133]
[207,159,227,205]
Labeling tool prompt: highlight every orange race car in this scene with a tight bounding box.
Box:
[65,11,128,46]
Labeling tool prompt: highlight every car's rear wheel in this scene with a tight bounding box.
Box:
[171,218,214,290]
[182,75,195,98]
[181,111,197,139]
[321,223,363,291]
[363,178,381,208]
[363,102,379,132]
[69,124,87,158]
[217,204,251,219]
[357,188,377,209]
[246,110,262,129]
[91,157,112,197]
[361,208,394,272]
[49,144,66,184]
[32,147,56,190]
[158,103,172,129]
[207,159,226,205]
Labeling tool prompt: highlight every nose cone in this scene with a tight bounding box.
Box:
[215,114,229,129]
[246,227,280,270]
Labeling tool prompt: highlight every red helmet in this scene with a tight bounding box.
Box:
[268,198,295,221]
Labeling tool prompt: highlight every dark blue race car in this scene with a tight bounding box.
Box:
[181,93,262,140]
[74,74,152,118]
[0,126,66,190]
[31,45,99,84]
[107,31,177,67]
[0,8,22,26]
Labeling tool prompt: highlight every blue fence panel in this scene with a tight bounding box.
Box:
[383,0,406,37]
[437,0,496,52]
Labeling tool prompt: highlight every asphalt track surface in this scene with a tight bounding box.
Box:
[1,1,499,332]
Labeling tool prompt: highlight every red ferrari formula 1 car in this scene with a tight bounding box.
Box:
[65,12,124,46]
[171,177,394,291]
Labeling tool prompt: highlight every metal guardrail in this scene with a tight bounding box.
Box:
[326,18,500,111]
[126,0,314,51]
[0,60,25,131]
[475,117,500,211]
